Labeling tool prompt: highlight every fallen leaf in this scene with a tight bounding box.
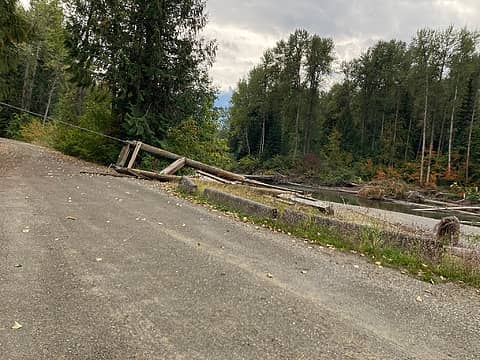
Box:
[416,296,423,303]
[14,264,22,268]
[375,261,382,266]
[12,321,22,330]
[66,216,77,221]
[300,270,307,274]
[266,273,273,278]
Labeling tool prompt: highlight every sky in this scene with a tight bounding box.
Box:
[205,0,480,103]
[19,0,480,106]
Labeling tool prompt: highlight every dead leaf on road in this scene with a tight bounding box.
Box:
[12,321,22,330]
[266,273,273,278]
[66,216,77,221]
[416,296,423,303]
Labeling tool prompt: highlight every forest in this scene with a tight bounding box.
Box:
[227,28,480,188]
[1,1,480,190]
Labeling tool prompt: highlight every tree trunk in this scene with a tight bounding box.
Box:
[436,106,447,160]
[23,43,41,111]
[420,78,429,185]
[259,115,266,155]
[404,114,413,162]
[21,47,31,109]
[390,100,399,167]
[466,91,478,183]
[303,84,316,155]
[426,117,435,184]
[292,96,301,160]
[43,76,57,126]
[245,126,251,156]
[76,86,86,116]
[447,81,458,175]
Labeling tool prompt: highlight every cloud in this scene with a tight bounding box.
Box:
[205,0,480,91]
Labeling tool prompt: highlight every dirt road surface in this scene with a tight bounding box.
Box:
[1,138,479,359]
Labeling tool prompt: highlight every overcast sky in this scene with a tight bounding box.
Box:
[205,0,480,92]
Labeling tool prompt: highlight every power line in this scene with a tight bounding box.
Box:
[0,101,128,144]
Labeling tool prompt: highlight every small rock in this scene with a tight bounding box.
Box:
[266,273,273,279]
[416,296,423,303]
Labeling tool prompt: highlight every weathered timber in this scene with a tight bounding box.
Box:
[243,179,303,194]
[114,166,181,182]
[139,142,245,182]
[127,141,143,169]
[413,206,480,212]
[117,144,131,167]
[244,173,288,184]
[460,221,480,227]
[160,157,186,175]
[278,193,334,214]
[80,170,130,178]
[197,170,237,184]
[286,182,359,195]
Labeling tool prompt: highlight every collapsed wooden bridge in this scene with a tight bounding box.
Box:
[113,140,333,214]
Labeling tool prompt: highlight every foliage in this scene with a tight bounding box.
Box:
[65,0,217,143]
[227,27,480,187]
[164,117,233,170]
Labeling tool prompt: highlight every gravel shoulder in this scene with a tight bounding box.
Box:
[1,138,480,360]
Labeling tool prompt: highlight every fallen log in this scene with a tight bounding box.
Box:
[412,206,480,212]
[278,193,334,214]
[411,206,480,217]
[138,142,245,182]
[114,166,181,182]
[286,182,359,195]
[244,179,303,194]
[196,170,237,184]
[160,157,186,175]
[460,221,480,227]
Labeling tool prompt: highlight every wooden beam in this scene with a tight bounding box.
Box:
[197,170,236,184]
[160,157,186,175]
[116,144,131,167]
[114,166,181,182]
[127,141,142,169]
[277,193,334,214]
[139,143,245,182]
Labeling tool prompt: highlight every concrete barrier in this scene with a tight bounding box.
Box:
[279,208,436,255]
[204,188,278,219]
[203,191,438,257]
[179,177,198,195]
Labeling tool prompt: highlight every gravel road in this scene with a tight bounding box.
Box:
[1,138,480,359]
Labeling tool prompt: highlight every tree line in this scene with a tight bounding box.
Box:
[227,28,480,186]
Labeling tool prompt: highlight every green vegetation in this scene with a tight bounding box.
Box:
[0,0,224,165]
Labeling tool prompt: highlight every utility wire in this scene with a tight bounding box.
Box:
[0,101,128,144]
